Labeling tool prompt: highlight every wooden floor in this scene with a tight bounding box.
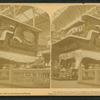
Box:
[51,80,100,88]
[0,83,24,88]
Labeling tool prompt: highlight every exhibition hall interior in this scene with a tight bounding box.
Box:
[0,5,50,88]
[51,5,100,88]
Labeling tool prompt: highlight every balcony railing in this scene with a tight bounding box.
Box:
[78,67,100,85]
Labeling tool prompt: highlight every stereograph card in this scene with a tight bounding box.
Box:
[0,3,99,96]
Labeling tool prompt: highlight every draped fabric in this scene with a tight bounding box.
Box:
[59,49,100,63]
[0,30,14,40]
[59,49,100,69]
[0,50,38,63]
[59,51,75,61]
[0,20,16,41]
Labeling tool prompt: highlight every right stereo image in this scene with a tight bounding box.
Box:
[51,5,100,88]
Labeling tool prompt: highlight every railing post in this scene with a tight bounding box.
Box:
[78,66,83,82]
[94,65,99,84]
[9,66,13,84]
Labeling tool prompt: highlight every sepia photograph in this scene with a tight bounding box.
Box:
[51,5,100,88]
[1,3,100,96]
[0,5,50,88]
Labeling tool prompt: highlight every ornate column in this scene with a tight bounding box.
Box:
[73,50,83,82]
[75,58,82,69]
[73,50,83,69]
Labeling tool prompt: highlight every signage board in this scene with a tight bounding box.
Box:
[0,15,41,56]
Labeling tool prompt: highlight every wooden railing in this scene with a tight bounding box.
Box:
[78,67,100,85]
[82,69,95,80]
[0,68,50,88]
[0,70,9,80]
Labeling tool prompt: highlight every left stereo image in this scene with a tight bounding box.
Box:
[0,5,50,88]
